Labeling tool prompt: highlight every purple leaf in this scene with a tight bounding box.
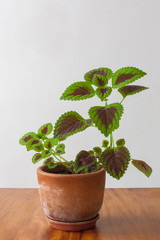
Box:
[84,68,112,84]
[74,150,96,173]
[60,82,95,101]
[112,67,146,88]
[92,75,109,87]
[101,147,130,179]
[54,111,87,140]
[118,85,148,98]
[87,164,98,173]
[96,87,112,101]
[89,103,123,137]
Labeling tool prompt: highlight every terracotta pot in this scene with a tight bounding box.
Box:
[37,165,106,231]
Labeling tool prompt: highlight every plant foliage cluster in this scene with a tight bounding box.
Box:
[19,66,152,179]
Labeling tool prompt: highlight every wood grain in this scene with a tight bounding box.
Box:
[0,188,160,240]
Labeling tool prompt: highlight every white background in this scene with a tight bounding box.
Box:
[0,0,159,188]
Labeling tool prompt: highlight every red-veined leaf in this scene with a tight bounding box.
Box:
[44,138,58,149]
[53,111,87,140]
[43,157,54,165]
[74,150,96,173]
[100,147,130,179]
[112,67,146,88]
[118,85,148,98]
[48,161,58,169]
[19,132,36,146]
[132,159,152,177]
[32,153,43,164]
[93,147,102,158]
[60,82,95,101]
[55,143,65,155]
[85,164,98,173]
[116,138,125,147]
[89,103,123,137]
[26,138,40,151]
[43,157,57,169]
[31,143,44,152]
[38,123,53,136]
[42,150,52,158]
[96,87,112,101]
[102,140,109,148]
[84,67,112,84]
[92,75,109,87]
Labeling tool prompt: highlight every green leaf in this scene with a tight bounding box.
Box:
[88,150,94,155]
[32,153,43,164]
[19,132,36,146]
[118,85,148,98]
[100,147,130,179]
[93,147,102,154]
[96,87,112,101]
[60,82,95,101]
[55,143,65,155]
[89,103,123,137]
[48,161,58,169]
[74,150,96,173]
[93,147,102,158]
[112,67,146,88]
[102,140,109,148]
[116,138,125,147]
[42,150,52,158]
[43,157,57,169]
[132,159,152,177]
[44,138,58,149]
[38,123,53,136]
[54,111,88,140]
[84,68,112,84]
[43,156,54,165]
[26,138,40,151]
[31,143,44,152]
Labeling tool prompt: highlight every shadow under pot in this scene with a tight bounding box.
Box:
[37,164,106,231]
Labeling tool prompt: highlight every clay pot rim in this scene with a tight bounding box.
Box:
[37,165,105,178]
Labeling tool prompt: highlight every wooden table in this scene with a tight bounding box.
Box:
[0,188,159,240]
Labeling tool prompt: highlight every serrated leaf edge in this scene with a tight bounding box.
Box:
[53,111,88,139]
[60,81,95,101]
[112,67,146,88]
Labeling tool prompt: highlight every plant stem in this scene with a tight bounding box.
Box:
[110,133,115,148]
[52,150,75,174]
[120,98,125,104]
[110,134,113,147]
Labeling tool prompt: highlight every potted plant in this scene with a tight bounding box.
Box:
[19,66,152,231]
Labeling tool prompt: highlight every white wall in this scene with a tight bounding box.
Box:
[0,0,160,188]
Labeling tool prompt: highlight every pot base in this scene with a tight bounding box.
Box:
[47,214,100,231]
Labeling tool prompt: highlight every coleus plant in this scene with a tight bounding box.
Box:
[19,66,152,179]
